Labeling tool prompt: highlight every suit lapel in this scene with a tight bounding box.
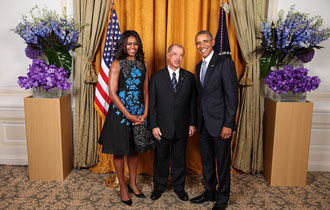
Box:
[196,61,203,91]
[202,54,218,89]
[175,69,185,94]
[163,67,175,92]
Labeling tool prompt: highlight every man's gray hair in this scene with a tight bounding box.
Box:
[168,44,185,55]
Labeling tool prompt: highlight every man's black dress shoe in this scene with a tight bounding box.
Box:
[175,190,189,201]
[150,190,163,200]
[212,202,227,210]
[190,191,216,203]
[127,184,146,198]
[121,199,132,206]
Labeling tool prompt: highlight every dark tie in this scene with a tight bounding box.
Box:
[200,60,207,86]
[172,72,177,92]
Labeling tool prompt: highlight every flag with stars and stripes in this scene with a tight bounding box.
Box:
[94,8,121,118]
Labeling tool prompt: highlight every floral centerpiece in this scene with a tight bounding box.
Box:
[256,5,330,102]
[264,65,321,102]
[13,6,82,97]
[257,5,330,79]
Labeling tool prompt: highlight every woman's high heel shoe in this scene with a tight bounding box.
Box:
[127,184,146,198]
[121,199,132,206]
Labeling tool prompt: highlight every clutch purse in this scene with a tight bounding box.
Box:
[132,124,154,152]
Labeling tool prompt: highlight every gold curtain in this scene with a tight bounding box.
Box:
[73,0,110,168]
[229,0,268,174]
[90,0,245,175]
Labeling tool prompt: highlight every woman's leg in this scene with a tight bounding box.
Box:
[113,155,131,201]
[127,149,142,194]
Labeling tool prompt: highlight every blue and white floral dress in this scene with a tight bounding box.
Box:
[99,59,153,155]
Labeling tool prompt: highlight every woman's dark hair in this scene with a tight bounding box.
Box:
[116,30,145,62]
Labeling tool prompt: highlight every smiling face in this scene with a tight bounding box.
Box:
[167,45,184,70]
[126,36,139,60]
[195,33,215,58]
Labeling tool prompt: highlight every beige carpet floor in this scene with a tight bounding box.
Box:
[0,165,329,210]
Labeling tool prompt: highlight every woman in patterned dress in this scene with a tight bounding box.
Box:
[99,30,151,206]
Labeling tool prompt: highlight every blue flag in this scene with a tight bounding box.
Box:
[214,6,231,59]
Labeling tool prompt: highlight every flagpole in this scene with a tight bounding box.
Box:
[99,1,124,190]
[219,1,224,55]
[108,0,122,190]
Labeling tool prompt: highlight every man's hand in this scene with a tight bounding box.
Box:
[220,126,232,139]
[152,127,162,141]
[189,126,196,137]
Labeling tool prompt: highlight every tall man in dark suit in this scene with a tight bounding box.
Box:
[149,44,197,201]
[190,31,238,210]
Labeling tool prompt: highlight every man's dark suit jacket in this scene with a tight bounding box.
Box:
[196,54,238,137]
[148,67,197,139]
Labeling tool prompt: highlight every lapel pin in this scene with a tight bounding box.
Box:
[211,65,215,67]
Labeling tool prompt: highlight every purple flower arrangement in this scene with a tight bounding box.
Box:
[25,45,41,59]
[265,65,321,94]
[258,5,330,78]
[13,6,82,94]
[18,59,71,91]
[297,49,315,63]
[14,6,80,52]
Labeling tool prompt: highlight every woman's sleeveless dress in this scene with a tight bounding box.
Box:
[99,59,153,155]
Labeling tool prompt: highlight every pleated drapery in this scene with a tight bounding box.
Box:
[90,0,245,175]
[229,0,268,174]
[73,0,110,168]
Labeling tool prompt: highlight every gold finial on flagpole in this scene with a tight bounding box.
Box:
[110,0,114,9]
[220,0,230,14]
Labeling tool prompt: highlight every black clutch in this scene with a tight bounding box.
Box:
[132,124,154,152]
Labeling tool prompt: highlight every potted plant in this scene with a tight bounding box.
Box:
[13,6,82,97]
[257,5,330,79]
[264,65,321,102]
[14,6,83,180]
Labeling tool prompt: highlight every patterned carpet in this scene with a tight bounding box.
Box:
[0,165,329,210]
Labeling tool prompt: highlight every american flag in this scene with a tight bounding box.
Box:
[94,8,121,118]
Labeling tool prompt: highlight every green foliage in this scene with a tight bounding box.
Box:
[44,47,72,77]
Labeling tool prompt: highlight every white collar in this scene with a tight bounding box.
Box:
[202,50,214,64]
[167,65,180,74]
